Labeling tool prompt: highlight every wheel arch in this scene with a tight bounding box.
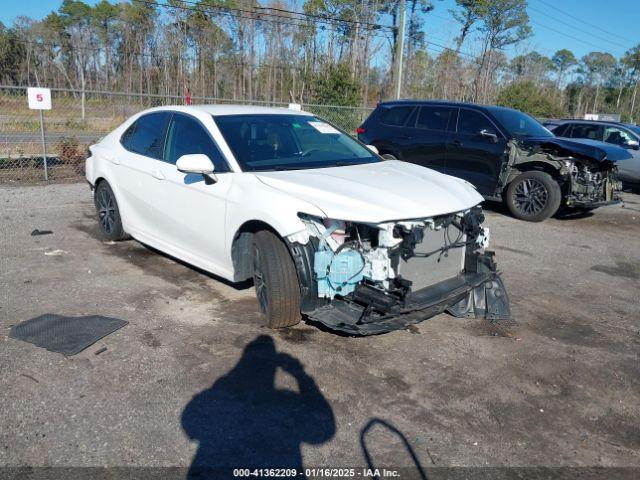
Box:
[230,220,284,282]
[505,161,563,192]
[230,219,320,313]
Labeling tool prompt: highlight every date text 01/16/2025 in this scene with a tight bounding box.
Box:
[233,468,401,478]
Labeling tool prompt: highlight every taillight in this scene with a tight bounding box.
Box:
[356,127,366,134]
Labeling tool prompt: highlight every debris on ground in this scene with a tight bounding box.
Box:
[44,249,68,256]
[31,229,53,236]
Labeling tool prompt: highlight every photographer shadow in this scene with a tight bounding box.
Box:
[181,335,335,479]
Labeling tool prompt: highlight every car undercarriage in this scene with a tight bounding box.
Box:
[287,207,510,335]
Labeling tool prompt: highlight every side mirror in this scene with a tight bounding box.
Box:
[366,144,379,155]
[480,129,499,143]
[176,154,215,174]
[625,140,640,150]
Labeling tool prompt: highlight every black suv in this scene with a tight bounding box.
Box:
[358,101,626,221]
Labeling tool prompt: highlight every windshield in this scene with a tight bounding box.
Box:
[624,124,640,138]
[487,107,554,138]
[214,114,379,171]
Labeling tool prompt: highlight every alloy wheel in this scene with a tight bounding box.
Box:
[512,178,548,216]
[97,188,116,234]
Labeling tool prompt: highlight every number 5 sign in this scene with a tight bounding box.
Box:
[27,87,52,110]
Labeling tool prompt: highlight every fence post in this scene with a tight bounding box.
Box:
[39,109,49,181]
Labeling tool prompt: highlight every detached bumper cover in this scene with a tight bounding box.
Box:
[307,251,510,335]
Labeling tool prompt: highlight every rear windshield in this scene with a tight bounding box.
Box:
[214,114,379,172]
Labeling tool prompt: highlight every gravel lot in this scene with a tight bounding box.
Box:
[1,182,639,478]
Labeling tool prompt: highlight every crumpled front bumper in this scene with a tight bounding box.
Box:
[307,251,510,336]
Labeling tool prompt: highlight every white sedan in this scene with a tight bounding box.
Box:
[86,105,510,335]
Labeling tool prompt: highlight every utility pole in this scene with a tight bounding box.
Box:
[393,0,407,100]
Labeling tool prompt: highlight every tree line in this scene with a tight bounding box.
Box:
[0,0,639,121]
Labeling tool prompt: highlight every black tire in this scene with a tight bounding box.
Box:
[94,181,129,241]
[252,230,301,329]
[505,171,562,222]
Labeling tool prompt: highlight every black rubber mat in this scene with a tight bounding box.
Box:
[9,314,128,356]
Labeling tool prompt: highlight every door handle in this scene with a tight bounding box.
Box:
[151,170,165,180]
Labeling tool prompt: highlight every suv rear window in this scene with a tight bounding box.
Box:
[379,106,414,126]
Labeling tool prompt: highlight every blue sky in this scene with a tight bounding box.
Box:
[2,0,638,61]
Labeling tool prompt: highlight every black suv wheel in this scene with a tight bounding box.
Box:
[505,171,561,222]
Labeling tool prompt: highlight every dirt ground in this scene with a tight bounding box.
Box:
[1,183,639,479]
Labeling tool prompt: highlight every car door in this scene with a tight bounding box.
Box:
[151,112,233,271]
[445,108,508,196]
[602,125,640,182]
[368,104,416,156]
[396,105,454,173]
[116,112,172,238]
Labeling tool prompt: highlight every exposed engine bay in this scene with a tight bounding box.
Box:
[287,207,510,335]
[502,138,624,207]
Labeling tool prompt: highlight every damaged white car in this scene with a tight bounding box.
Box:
[86,105,510,335]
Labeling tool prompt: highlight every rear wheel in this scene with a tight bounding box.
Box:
[252,230,301,329]
[94,181,128,241]
[505,171,561,222]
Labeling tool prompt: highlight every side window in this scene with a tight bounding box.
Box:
[457,109,496,135]
[416,106,453,131]
[379,106,415,126]
[603,127,634,146]
[121,123,136,150]
[550,124,569,137]
[164,114,227,171]
[570,124,602,141]
[122,112,171,159]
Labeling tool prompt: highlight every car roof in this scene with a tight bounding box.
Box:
[550,118,636,128]
[139,104,315,117]
[377,100,523,116]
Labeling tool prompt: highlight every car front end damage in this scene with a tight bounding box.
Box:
[286,207,510,335]
[559,158,622,208]
[507,138,625,209]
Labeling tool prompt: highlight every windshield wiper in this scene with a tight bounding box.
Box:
[272,165,304,171]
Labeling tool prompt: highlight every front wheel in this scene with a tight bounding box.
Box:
[505,171,561,222]
[252,230,301,329]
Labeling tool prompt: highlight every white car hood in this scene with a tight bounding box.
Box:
[253,160,483,223]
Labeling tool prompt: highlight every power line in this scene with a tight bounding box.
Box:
[134,0,395,33]
[528,5,631,51]
[133,0,395,44]
[529,19,619,52]
[535,0,637,45]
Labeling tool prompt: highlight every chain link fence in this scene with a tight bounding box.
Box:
[0,86,374,184]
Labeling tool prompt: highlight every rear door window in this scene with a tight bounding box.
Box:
[569,124,603,141]
[416,106,454,131]
[121,112,171,160]
[164,113,227,171]
[379,106,415,126]
[457,109,497,135]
